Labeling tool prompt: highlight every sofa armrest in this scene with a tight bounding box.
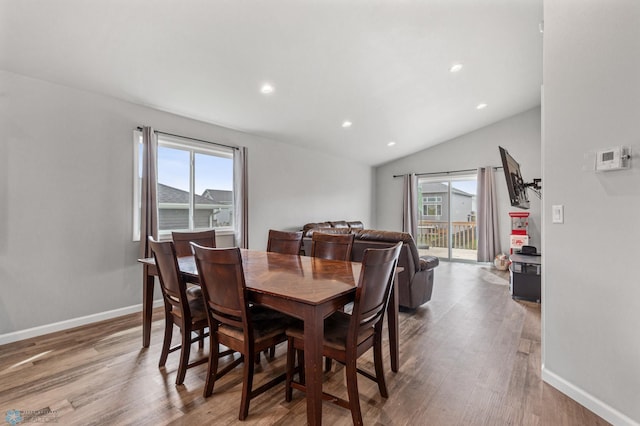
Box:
[419,255,439,271]
[399,268,434,309]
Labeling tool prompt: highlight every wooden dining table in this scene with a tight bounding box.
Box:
[138,249,400,425]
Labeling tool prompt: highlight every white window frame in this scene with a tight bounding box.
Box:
[423,203,442,217]
[133,131,142,241]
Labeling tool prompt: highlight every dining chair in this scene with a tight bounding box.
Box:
[310,231,355,261]
[285,242,402,426]
[172,230,217,348]
[263,229,304,359]
[310,231,356,371]
[266,229,303,255]
[148,237,210,385]
[172,230,216,257]
[191,243,292,421]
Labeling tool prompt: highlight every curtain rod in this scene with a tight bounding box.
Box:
[136,126,239,151]
[393,166,502,178]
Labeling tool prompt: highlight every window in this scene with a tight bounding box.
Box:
[423,203,442,217]
[133,131,235,240]
[422,195,442,217]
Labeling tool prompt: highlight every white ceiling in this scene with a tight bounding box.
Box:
[0,0,542,166]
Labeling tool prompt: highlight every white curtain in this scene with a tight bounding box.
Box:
[139,126,158,258]
[476,167,501,262]
[402,173,418,238]
[233,146,248,248]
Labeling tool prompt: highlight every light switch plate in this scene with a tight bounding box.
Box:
[552,205,564,224]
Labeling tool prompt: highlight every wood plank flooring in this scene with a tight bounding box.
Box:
[0,262,610,425]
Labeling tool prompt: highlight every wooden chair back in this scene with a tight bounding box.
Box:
[266,229,303,255]
[191,244,249,333]
[148,237,188,311]
[350,242,402,342]
[310,232,355,261]
[172,230,216,257]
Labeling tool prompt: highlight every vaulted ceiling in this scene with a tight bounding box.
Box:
[0,0,543,166]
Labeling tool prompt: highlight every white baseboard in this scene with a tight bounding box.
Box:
[542,366,639,426]
[0,300,164,346]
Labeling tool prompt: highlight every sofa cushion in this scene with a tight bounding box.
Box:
[329,220,349,228]
[302,222,332,233]
[304,227,353,237]
[354,229,413,244]
[302,220,364,237]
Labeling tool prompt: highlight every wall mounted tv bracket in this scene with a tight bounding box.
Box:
[523,178,542,198]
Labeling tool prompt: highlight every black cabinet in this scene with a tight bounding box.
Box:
[509,253,541,303]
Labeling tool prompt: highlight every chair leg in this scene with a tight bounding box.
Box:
[239,352,255,421]
[203,334,220,397]
[159,315,173,368]
[345,357,363,426]
[285,337,295,402]
[198,329,205,349]
[324,357,333,372]
[373,336,388,398]
[269,344,276,358]
[298,349,305,384]
[175,328,191,385]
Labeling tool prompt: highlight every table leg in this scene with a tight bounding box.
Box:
[303,307,324,425]
[387,274,399,372]
[142,265,155,348]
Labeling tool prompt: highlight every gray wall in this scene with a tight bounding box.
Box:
[450,192,473,223]
[0,71,373,335]
[543,1,640,424]
[375,107,542,255]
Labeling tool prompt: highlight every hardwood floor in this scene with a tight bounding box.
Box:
[0,262,610,425]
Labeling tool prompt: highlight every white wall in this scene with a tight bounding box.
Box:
[542,2,640,425]
[0,71,372,337]
[375,107,541,255]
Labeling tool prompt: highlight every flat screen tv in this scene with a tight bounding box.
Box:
[499,146,530,209]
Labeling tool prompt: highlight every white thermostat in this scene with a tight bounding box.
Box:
[595,146,631,172]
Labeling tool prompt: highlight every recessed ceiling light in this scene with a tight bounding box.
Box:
[387,141,396,147]
[449,63,463,73]
[476,103,488,110]
[260,83,274,94]
[342,121,352,128]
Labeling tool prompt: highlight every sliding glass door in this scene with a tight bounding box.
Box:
[416,174,477,262]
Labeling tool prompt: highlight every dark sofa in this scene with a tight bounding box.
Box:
[301,221,439,309]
